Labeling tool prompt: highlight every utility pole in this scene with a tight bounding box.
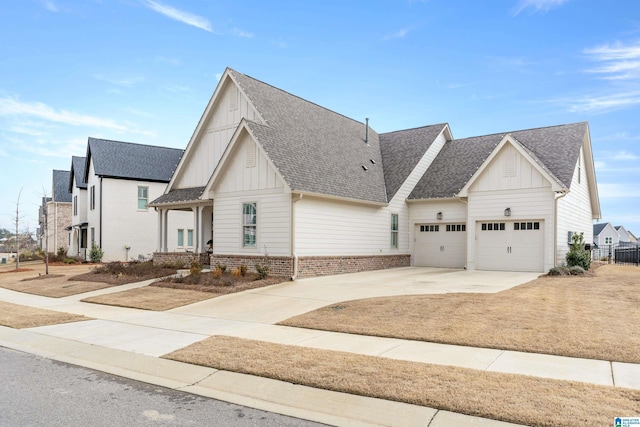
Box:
[15,188,22,270]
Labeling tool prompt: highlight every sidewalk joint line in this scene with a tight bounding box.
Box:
[610,361,616,386]
[426,409,439,426]
[484,349,506,371]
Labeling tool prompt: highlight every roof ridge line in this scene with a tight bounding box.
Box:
[88,137,184,152]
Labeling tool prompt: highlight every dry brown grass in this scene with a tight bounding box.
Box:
[280,264,640,363]
[81,287,215,311]
[0,301,90,328]
[0,273,122,298]
[165,335,640,427]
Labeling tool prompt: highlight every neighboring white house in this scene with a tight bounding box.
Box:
[150,68,601,277]
[615,225,634,245]
[79,138,192,262]
[68,156,89,259]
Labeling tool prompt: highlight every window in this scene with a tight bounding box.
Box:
[578,155,582,184]
[514,222,540,231]
[138,186,148,210]
[390,214,398,249]
[243,203,257,247]
[446,224,466,232]
[481,223,505,231]
[605,237,613,245]
[187,229,193,247]
[177,229,184,247]
[419,225,439,232]
[90,186,95,210]
[90,227,95,246]
[73,195,78,216]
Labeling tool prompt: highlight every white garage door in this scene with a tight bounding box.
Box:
[414,223,466,268]
[476,220,544,272]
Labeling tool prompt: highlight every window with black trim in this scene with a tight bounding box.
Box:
[419,225,439,232]
[390,214,398,249]
[514,222,540,231]
[481,222,505,231]
[446,224,466,232]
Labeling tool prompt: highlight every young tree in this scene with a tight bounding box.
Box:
[14,188,23,270]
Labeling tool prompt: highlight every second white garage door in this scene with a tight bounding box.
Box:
[476,220,544,272]
[414,223,466,268]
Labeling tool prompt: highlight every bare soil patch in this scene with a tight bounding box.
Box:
[0,301,90,329]
[280,264,640,363]
[81,272,286,310]
[165,336,640,427]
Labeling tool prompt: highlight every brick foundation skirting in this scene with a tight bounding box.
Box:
[153,252,209,267]
[209,253,411,279]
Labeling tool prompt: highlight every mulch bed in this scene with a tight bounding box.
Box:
[69,268,177,286]
[154,272,286,294]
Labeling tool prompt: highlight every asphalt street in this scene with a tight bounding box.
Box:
[0,346,326,427]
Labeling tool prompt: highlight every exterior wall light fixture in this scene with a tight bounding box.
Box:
[504,208,511,217]
[437,212,443,220]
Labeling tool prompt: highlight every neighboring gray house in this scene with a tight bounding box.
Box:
[78,138,192,262]
[151,68,601,277]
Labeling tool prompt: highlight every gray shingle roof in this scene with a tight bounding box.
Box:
[593,223,609,236]
[69,156,87,191]
[379,124,448,200]
[85,138,184,183]
[230,70,388,204]
[52,170,72,203]
[410,122,588,200]
[150,186,205,205]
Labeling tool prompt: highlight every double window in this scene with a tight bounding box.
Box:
[177,229,194,247]
[604,237,613,245]
[138,186,148,210]
[243,203,257,247]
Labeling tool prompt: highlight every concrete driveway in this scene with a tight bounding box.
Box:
[170,267,541,324]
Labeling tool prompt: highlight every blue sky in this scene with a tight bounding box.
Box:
[1,0,639,237]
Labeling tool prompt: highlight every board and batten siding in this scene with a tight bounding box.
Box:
[174,81,260,189]
[294,130,448,257]
[213,135,291,256]
[466,143,555,271]
[556,147,594,264]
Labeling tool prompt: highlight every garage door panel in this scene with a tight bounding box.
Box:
[476,220,543,272]
[414,224,466,268]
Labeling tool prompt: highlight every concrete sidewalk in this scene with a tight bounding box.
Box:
[1,266,637,426]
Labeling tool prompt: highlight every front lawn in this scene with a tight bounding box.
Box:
[280,264,640,363]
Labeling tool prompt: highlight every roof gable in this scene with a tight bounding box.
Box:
[52,170,72,203]
[379,124,449,200]
[84,138,183,183]
[593,222,615,237]
[69,156,87,192]
[231,69,388,204]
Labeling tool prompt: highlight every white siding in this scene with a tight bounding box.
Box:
[212,135,291,256]
[466,144,555,272]
[556,147,594,264]
[85,160,100,250]
[294,196,389,255]
[594,224,619,246]
[174,81,260,189]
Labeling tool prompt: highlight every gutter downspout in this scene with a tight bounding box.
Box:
[290,194,302,280]
[99,177,103,248]
[554,190,568,268]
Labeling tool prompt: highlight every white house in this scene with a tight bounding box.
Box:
[615,225,634,245]
[79,138,193,262]
[68,156,89,258]
[150,68,601,277]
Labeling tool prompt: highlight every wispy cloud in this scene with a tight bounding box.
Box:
[231,28,254,38]
[0,97,129,131]
[40,0,59,12]
[383,27,414,40]
[550,91,640,114]
[155,56,181,66]
[613,150,640,161]
[584,41,640,80]
[140,0,212,32]
[512,0,569,15]
[92,73,145,87]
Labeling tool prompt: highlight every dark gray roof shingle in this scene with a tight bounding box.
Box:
[593,223,609,236]
[231,70,388,204]
[52,170,72,203]
[150,186,205,205]
[379,124,448,200]
[410,122,587,200]
[85,138,184,183]
[69,156,87,191]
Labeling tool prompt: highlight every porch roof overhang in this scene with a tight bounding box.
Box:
[148,186,209,209]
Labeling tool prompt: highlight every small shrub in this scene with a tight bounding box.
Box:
[569,266,585,275]
[548,266,570,276]
[254,247,270,279]
[211,268,223,279]
[215,262,227,273]
[190,261,203,277]
[566,232,591,270]
[239,264,247,276]
[57,247,66,258]
[231,267,242,278]
[63,258,77,264]
[89,244,104,263]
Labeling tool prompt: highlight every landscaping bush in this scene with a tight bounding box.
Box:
[239,264,247,276]
[89,244,104,263]
[215,262,227,273]
[566,232,591,271]
[548,266,569,276]
[569,266,586,275]
[255,248,270,279]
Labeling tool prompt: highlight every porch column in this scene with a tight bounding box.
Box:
[162,209,169,252]
[191,206,200,253]
[157,209,163,252]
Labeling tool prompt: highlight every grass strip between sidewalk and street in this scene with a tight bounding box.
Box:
[164,335,640,427]
[0,301,90,329]
[280,264,640,364]
[81,287,216,311]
